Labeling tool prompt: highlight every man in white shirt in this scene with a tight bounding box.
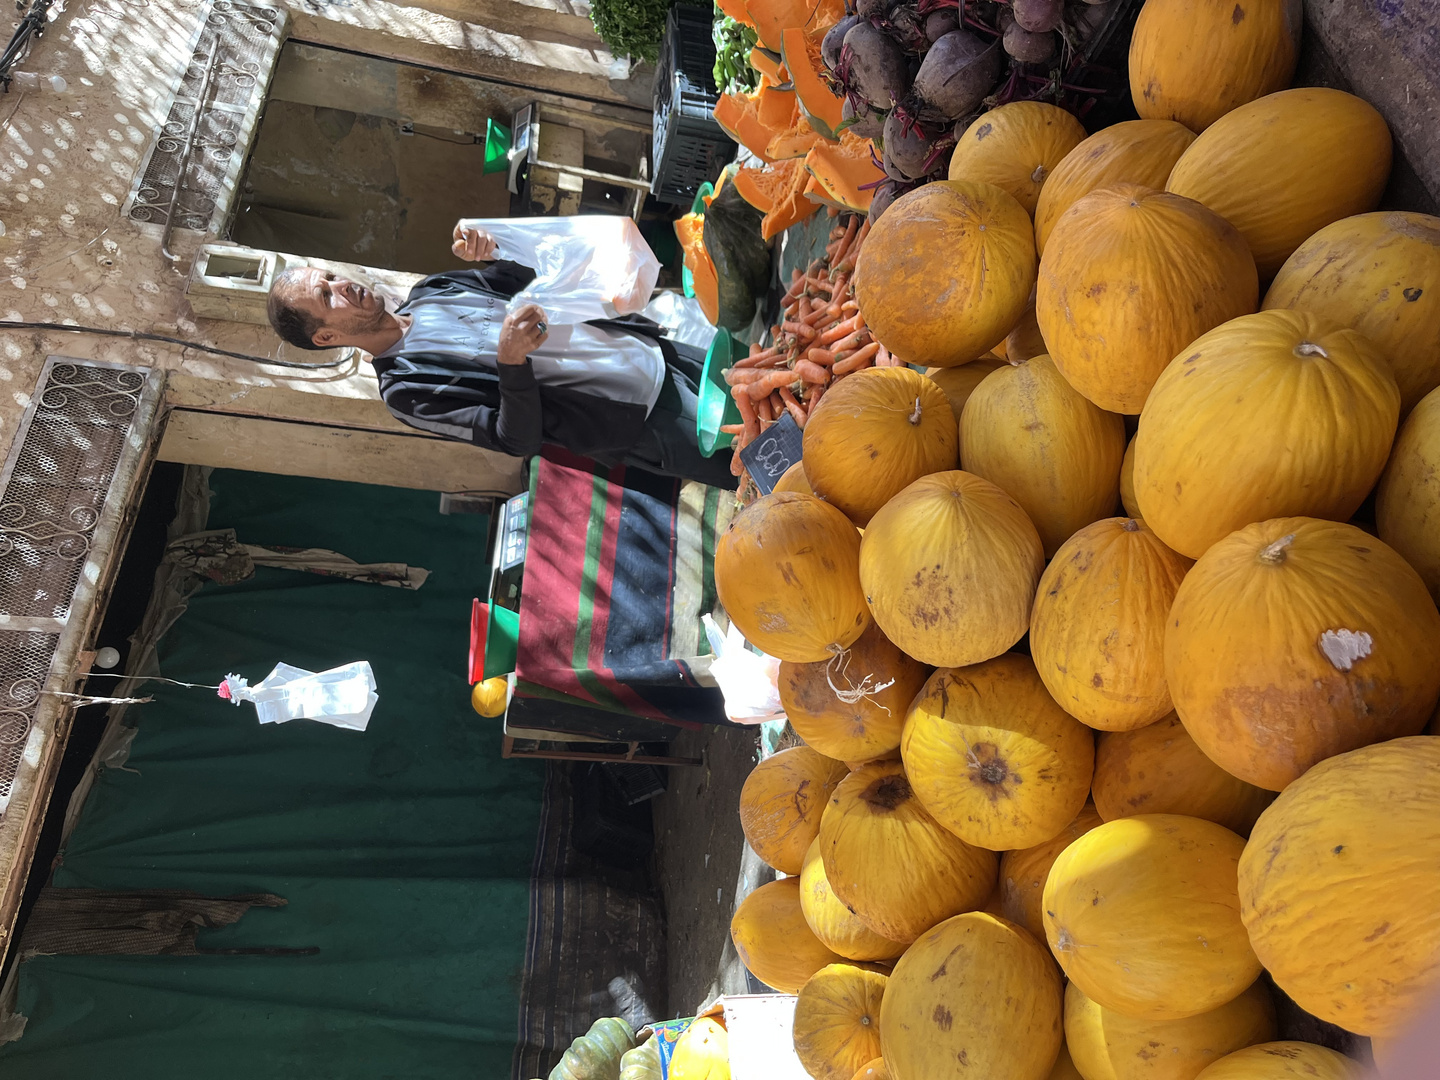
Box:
[265,223,736,489]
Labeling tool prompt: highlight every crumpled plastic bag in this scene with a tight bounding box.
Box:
[703,613,785,726]
[220,661,378,732]
[455,216,662,323]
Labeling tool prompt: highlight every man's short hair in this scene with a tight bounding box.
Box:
[267,268,324,351]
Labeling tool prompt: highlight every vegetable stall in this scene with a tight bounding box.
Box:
[541,0,1440,1071]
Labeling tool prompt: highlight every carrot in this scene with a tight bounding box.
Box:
[779,320,816,342]
[719,423,746,435]
[829,217,859,268]
[732,385,760,442]
[833,341,882,374]
[755,394,775,421]
[794,358,829,384]
[778,386,808,427]
[807,347,837,366]
[819,314,865,346]
[876,343,894,367]
[841,299,860,314]
[808,383,826,413]
[830,328,872,355]
[734,347,784,370]
[731,450,745,476]
[746,369,802,400]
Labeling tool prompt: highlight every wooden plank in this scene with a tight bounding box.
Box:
[157,409,524,494]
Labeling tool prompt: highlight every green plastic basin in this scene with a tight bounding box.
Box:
[698,329,743,457]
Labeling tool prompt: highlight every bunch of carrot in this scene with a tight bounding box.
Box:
[722,214,903,496]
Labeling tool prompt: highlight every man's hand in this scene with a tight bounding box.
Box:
[497,304,549,366]
[452,222,499,262]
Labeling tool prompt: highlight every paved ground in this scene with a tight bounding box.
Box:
[651,723,766,1016]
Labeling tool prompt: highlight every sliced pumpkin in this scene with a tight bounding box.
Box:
[746,0,846,52]
[766,108,824,160]
[757,83,798,131]
[761,160,821,239]
[805,130,885,213]
[692,249,721,325]
[750,46,788,83]
[714,91,777,163]
[782,25,846,141]
[716,0,756,28]
[734,158,809,214]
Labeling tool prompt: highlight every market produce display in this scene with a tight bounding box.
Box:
[677,0,1440,1077]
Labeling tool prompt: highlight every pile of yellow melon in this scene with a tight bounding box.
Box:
[714,1,1440,1077]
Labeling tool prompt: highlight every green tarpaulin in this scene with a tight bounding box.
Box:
[0,470,545,1079]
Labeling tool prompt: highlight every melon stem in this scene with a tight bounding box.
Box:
[908,396,921,425]
[1258,533,1296,564]
[1294,341,1329,359]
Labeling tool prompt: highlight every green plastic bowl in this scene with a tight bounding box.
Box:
[698,329,743,457]
[482,119,512,175]
[681,182,714,300]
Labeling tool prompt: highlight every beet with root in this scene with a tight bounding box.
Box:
[855,0,890,20]
[884,5,930,52]
[909,31,1002,119]
[923,8,959,41]
[840,21,913,109]
[1012,0,1065,33]
[1003,19,1056,63]
[867,178,907,224]
[843,96,887,140]
[883,110,942,179]
[822,14,861,70]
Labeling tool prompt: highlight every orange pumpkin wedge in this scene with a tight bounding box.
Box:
[783,25,846,141]
[747,0,845,52]
[806,131,885,213]
[750,45,789,83]
[717,0,756,27]
[714,91,778,164]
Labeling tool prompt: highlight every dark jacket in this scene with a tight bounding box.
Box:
[371,263,671,458]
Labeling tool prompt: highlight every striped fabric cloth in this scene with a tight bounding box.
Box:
[513,448,736,729]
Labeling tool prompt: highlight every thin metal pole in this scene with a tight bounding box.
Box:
[160,39,220,263]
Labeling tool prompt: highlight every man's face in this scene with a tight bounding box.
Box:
[282,267,389,346]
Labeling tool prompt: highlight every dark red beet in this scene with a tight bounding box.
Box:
[1012,0,1064,33]
[856,0,889,19]
[823,15,861,70]
[909,31,1002,119]
[1003,20,1056,63]
[923,8,959,41]
[884,5,930,52]
[883,110,939,180]
[867,179,905,224]
[841,22,913,109]
[843,96,887,140]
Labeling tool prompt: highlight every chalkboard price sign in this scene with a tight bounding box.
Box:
[739,412,804,495]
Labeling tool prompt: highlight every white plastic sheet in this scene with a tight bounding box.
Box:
[455,216,662,323]
[702,614,785,726]
[221,661,378,732]
[642,291,717,349]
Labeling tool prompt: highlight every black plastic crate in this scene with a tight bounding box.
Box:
[652,5,735,206]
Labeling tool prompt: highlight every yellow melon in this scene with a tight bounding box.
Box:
[1376,386,1440,603]
[1263,211,1440,414]
[948,101,1089,216]
[1165,518,1440,790]
[1092,714,1274,836]
[1030,518,1192,731]
[793,963,888,1080]
[731,877,845,994]
[1193,1043,1368,1080]
[1128,0,1301,132]
[855,180,1037,367]
[959,355,1127,556]
[880,912,1063,1080]
[819,761,997,944]
[859,471,1044,668]
[999,802,1104,942]
[1166,88,1392,278]
[803,367,959,527]
[1044,815,1259,1021]
[1132,309,1400,559]
[1239,737,1440,1038]
[1037,184,1258,415]
[1065,979,1276,1080]
[800,838,908,963]
[926,356,1007,428]
[738,745,849,874]
[1034,119,1198,254]
[901,655,1095,851]
[780,621,929,764]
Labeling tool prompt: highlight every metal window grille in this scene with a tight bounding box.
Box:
[0,360,161,807]
[125,0,287,232]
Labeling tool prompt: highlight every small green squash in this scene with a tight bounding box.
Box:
[549,1016,636,1080]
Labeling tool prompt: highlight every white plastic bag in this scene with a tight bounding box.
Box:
[703,614,785,726]
[455,216,662,323]
[642,291,717,349]
[221,661,378,732]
